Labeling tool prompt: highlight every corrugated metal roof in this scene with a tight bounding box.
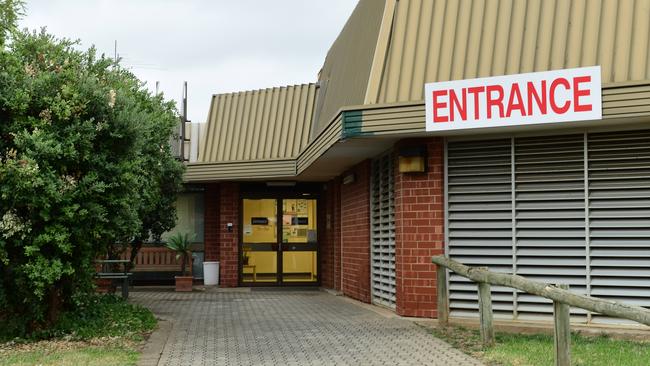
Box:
[198,83,317,162]
[311,0,386,139]
[188,0,650,182]
[371,0,650,105]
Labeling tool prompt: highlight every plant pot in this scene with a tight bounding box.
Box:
[95,278,114,294]
[175,276,193,292]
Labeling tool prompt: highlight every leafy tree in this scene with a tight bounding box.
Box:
[0,0,184,333]
[0,0,23,46]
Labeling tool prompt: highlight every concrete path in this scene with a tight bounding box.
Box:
[131,288,483,366]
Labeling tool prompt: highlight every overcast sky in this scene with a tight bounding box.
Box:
[20,0,358,124]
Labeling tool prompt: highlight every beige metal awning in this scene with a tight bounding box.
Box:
[186,81,650,182]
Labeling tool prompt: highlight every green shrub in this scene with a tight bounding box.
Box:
[0,294,156,342]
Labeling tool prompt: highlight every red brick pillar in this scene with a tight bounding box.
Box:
[321,178,342,291]
[340,160,371,303]
[204,184,220,262]
[332,179,342,292]
[219,182,239,287]
[394,138,445,318]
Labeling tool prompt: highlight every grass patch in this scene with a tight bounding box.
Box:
[431,325,650,366]
[0,341,139,366]
[0,294,156,366]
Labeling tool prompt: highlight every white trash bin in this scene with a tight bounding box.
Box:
[203,261,219,286]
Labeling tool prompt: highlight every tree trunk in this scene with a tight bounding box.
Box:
[46,286,63,325]
[181,252,188,276]
[128,240,143,272]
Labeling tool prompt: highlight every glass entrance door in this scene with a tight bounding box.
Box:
[241,199,278,283]
[281,199,318,283]
[241,198,318,285]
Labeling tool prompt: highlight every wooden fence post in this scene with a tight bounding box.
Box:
[477,267,495,347]
[437,265,449,326]
[554,284,571,366]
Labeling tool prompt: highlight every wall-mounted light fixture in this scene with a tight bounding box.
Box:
[342,172,356,185]
[398,145,427,173]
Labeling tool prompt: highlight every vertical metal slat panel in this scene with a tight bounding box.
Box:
[371,152,396,308]
[448,129,650,326]
[447,138,514,319]
[514,134,588,322]
[588,130,650,324]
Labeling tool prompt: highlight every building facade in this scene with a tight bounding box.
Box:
[180,0,650,325]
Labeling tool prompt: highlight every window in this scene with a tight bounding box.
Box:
[163,192,204,244]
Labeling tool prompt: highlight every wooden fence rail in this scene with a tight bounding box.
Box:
[432,255,650,366]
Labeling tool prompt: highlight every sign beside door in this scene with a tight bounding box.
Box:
[425,66,602,132]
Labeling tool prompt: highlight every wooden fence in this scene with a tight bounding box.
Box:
[432,255,650,366]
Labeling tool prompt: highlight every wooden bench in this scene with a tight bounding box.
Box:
[121,247,185,273]
[95,259,132,299]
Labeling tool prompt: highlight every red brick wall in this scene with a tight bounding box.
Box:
[394,138,445,318]
[320,179,342,291]
[340,160,371,303]
[218,182,239,287]
[204,184,220,262]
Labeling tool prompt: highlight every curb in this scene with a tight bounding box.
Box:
[138,318,172,366]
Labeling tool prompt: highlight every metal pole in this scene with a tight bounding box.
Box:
[180,81,187,161]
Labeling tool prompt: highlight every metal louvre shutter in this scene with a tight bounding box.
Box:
[371,152,396,308]
[447,139,515,319]
[448,130,650,325]
[588,130,650,324]
[514,135,588,322]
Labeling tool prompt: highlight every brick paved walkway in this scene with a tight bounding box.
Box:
[131,289,483,366]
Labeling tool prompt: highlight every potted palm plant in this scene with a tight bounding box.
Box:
[166,232,194,292]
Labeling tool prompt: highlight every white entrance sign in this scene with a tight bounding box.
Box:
[425,66,602,132]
